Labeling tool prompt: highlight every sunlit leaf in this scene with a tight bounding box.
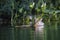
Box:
[24,11,27,14]
[29,2,35,8]
[19,7,23,13]
[36,8,40,12]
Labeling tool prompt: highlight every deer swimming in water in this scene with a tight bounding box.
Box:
[34,18,44,40]
[29,15,44,40]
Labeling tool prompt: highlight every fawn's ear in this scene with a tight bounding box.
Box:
[40,18,43,21]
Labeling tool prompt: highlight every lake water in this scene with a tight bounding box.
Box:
[0,21,60,40]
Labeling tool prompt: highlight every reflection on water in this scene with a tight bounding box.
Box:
[34,18,44,40]
[34,20,60,40]
[44,21,60,40]
[0,21,60,40]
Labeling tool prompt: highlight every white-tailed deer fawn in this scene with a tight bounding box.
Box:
[34,18,44,40]
[34,18,44,30]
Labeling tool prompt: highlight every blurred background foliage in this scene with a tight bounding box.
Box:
[0,0,60,26]
[0,0,60,40]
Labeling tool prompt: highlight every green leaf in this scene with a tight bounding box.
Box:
[19,7,23,13]
[29,2,35,8]
[36,8,40,12]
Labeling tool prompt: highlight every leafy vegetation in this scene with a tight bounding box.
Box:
[0,0,60,26]
[0,0,60,40]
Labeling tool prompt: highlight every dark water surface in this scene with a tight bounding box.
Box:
[0,21,60,40]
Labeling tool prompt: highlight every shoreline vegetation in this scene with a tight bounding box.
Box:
[0,0,60,40]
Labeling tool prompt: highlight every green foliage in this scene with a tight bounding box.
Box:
[12,0,60,26]
[1,0,60,26]
[0,0,60,40]
[19,7,23,13]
